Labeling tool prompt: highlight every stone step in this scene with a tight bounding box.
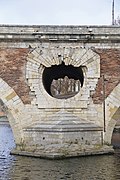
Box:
[24,109,102,132]
[24,125,102,132]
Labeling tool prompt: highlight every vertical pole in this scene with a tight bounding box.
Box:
[102,75,106,132]
[112,0,115,25]
[59,79,61,94]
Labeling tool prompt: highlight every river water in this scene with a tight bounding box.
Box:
[0,123,120,180]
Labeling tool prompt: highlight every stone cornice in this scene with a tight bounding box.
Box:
[0,25,120,43]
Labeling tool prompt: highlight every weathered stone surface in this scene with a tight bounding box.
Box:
[0,25,119,158]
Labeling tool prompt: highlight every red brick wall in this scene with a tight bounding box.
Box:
[92,49,120,104]
[0,48,31,104]
[0,48,119,105]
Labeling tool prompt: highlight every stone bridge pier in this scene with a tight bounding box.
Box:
[0,25,120,158]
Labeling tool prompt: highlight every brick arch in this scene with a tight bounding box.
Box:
[104,83,120,144]
[0,78,25,144]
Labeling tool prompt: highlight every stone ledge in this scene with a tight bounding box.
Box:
[11,146,114,160]
[1,34,120,43]
[23,127,103,132]
[0,25,120,34]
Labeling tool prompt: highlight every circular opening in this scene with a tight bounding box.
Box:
[42,62,84,99]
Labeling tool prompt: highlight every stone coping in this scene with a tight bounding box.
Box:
[0,25,120,36]
[0,25,120,43]
[0,24,120,27]
[0,25,120,44]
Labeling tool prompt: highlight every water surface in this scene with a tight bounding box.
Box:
[0,124,120,180]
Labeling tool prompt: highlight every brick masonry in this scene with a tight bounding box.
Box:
[0,25,119,158]
[0,48,119,105]
[0,48,31,104]
[92,49,120,104]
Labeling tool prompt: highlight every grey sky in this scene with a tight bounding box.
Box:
[0,0,120,25]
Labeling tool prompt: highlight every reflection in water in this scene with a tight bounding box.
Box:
[0,124,120,180]
[0,151,120,180]
[112,132,120,148]
[0,124,15,157]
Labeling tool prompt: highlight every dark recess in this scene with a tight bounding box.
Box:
[42,62,84,96]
